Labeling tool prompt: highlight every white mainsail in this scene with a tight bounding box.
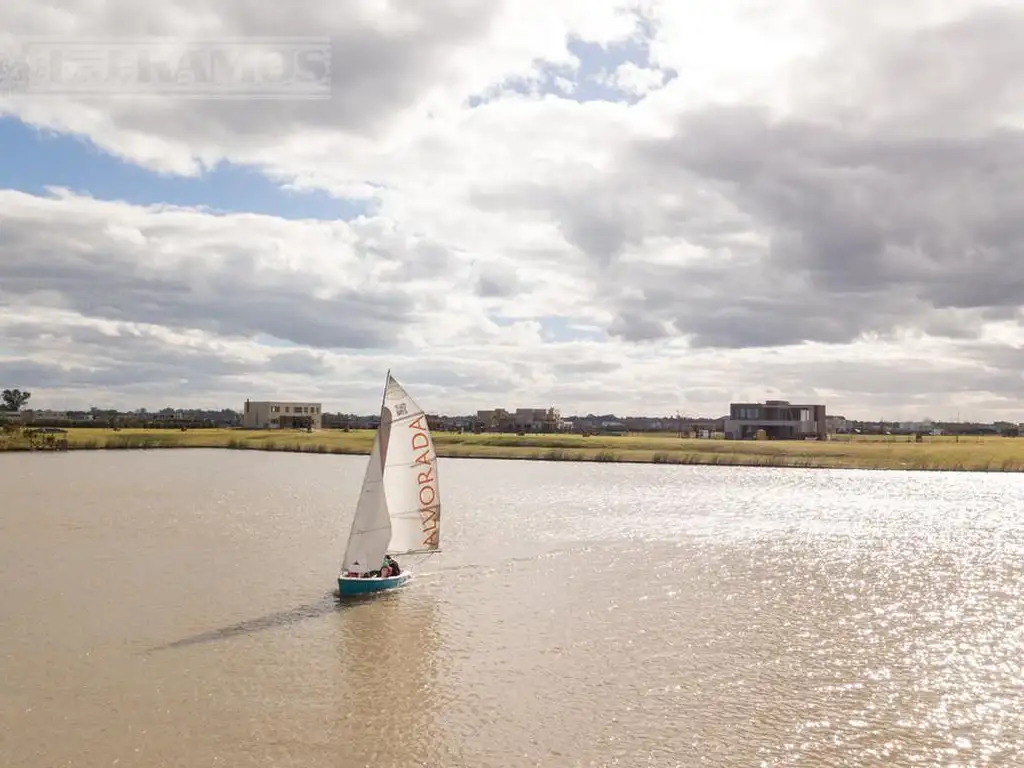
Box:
[380,375,441,556]
[340,373,441,575]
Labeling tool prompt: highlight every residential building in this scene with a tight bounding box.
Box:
[474,407,562,433]
[0,410,24,424]
[895,420,941,435]
[23,409,69,423]
[151,409,190,422]
[724,400,827,440]
[678,417,727,437]
[241,399,322,429]
[513,407,561,433]
[427,415,470,432]
[476,408,512,432]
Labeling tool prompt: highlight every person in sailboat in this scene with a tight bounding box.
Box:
[347,560,378,578]
[383,554,400,577]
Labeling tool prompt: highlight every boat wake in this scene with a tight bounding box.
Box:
[143,592,349,653]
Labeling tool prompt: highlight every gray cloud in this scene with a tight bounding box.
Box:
[0,315,341,407]
[551,359,621,375]
[4,0,502,149]
[475,268,521,298]
[768,358,1023,401]
[554,8,1024,349]
[394,363,517,394]
[1,317,333,377]
[0,193,450,350]
[821,6,1024,133]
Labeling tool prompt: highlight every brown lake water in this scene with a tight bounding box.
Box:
[2,450,1023,767]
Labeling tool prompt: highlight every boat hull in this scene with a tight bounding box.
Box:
[337,572,411,596]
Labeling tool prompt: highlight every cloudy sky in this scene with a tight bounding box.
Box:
[0,0,1021,420]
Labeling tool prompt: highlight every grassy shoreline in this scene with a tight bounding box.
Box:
[3,427,1024,472]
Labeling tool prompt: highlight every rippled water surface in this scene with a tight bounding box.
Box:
[2,450,1023,767]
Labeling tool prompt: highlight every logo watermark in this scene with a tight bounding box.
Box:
[0,37,331,99]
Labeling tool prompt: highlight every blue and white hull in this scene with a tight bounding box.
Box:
[337,572,411,597]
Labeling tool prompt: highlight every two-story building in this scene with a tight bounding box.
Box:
[724,400,826,440]
[513,408,561,433]
[241,400,322,429]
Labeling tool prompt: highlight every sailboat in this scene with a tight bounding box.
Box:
[337,372,442,597]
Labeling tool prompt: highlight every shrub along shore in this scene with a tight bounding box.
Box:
[3,427,1024,472]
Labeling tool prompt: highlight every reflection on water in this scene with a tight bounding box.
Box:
[330,587,449,766]
[2,451,1023,767]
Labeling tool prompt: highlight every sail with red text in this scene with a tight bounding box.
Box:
[379,374,441,556]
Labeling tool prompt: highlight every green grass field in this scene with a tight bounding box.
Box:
[3,427,1024,472]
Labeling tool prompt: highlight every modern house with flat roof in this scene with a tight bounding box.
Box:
[724,400,826,440]
[241,400,322,429]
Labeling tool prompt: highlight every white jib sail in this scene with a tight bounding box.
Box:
[380,375,441,556]
[340,428,392,574]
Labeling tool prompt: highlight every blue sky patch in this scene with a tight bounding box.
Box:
[468,19,676,107]
[0,117,368,220]
[539,315,604,342]
[486,314,603,342]
[251,334,301,349]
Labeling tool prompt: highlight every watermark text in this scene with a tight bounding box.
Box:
[0,37,331,99]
